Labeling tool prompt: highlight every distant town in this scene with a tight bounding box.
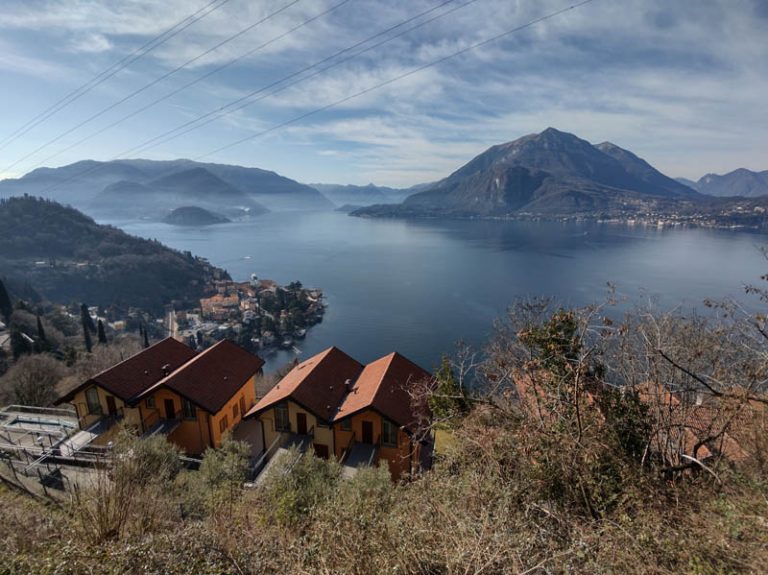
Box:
[168,274,325,356]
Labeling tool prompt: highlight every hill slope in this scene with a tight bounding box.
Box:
[0,196,223,312]
[354,128,703,218]
[163,206,230,226]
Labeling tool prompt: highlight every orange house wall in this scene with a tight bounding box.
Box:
[338,410,417,479]
[137,375,256,455]
[209,375,257,448]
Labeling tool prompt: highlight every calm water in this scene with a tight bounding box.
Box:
[113,212,768,373]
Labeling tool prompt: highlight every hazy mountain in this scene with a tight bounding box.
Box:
[686,168,768,198]
[87,167,267,219]
[0,196,224,312]
[675,177,699,189]
[354,128,703,218]
[0,160,149,206]
[0,158,332,214]
[162,206,230,226]
[310,183,416,207]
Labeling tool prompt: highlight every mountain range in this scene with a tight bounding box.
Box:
[353,128,704,218]
[309,183,425,208]
[2,131,765,221]
[676,169,768,198]
[0,158,333,218]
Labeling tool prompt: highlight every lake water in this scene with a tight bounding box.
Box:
[113,212,768,373]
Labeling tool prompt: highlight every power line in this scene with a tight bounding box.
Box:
[195,0,598,160]
[3,0,312,174]
[35,0,597,197]
[30,0,464,184]
[28,0,356,171]
[0,0,233,154]
[118,0,473,159]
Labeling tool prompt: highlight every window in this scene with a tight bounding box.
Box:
[275,402,290,432]
[340,418,352,431]
[239,396,246,417]
[86,387,102,415]
[145,396,155,409]
[182,398,196,420]
[382,419,398,448]
[219,415,229,434]
[233,401,239,420]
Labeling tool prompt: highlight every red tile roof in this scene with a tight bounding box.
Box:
[140,339,264,414]
[332,352,431,433]
[245,347,363,423]
[56,338,197,404]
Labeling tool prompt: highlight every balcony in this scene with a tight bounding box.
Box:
[140,409,182,439]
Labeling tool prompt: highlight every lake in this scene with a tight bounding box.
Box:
[113,212,768,373]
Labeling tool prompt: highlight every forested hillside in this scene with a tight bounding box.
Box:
[0,196,224,313]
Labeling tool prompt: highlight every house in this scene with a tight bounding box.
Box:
[331,352,433,478]
[136,339,264,454]
[56,338,264,455]
[55,338,197,434]
[246,347,363,459]
[245,347,433,479]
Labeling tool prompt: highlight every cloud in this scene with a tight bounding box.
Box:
[68,32,113,53]
[0,0,766,184]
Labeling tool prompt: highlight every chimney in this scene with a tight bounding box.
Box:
[344,378,353,393]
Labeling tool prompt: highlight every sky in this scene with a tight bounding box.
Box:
[0,0,766,187]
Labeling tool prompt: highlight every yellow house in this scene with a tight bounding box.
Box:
[331,353,432,479]
[56,338,264,455]
[55,338,197,444]
[136,339,263,454]
[244,347,433,479]
[245,347,363,459]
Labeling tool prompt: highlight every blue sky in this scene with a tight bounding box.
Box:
[0,0,766,186]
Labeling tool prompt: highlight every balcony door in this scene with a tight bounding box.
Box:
[362,421,374,444]
[106,396,118,417]
[164,399,175,420]
[296,412,308,435]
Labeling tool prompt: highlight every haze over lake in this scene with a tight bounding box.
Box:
[113,212,768,372]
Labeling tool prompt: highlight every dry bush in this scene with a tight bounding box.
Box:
[70,427,182,544]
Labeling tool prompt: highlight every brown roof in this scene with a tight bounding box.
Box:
[331,352,431,433]
[140,339,264,414]
[55,338,197,404]
[245,347,362,423]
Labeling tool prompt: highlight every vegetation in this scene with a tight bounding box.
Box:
[2,297,768,573]
[0,196,226,313]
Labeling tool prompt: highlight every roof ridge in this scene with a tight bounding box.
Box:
[91,337,191,383]
[134,340,217,399]
[367,353,398,405]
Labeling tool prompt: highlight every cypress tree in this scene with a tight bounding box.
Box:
[82,314,93,353]
[143,325,150,348]
[80,303,96,333]
[97,319,107,344]
[0,279,12,323]
[36,315,46,342]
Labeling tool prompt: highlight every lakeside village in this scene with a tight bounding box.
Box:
[172,274,325,356]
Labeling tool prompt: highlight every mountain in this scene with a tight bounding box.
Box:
[163,206,230,226]
[0,196,224,313]
[353,128,703,218]
[684,168,768,198]
[0,158,332,215]
[87,167,267,219]
[310,183,417,207]
[675,177,699,189]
